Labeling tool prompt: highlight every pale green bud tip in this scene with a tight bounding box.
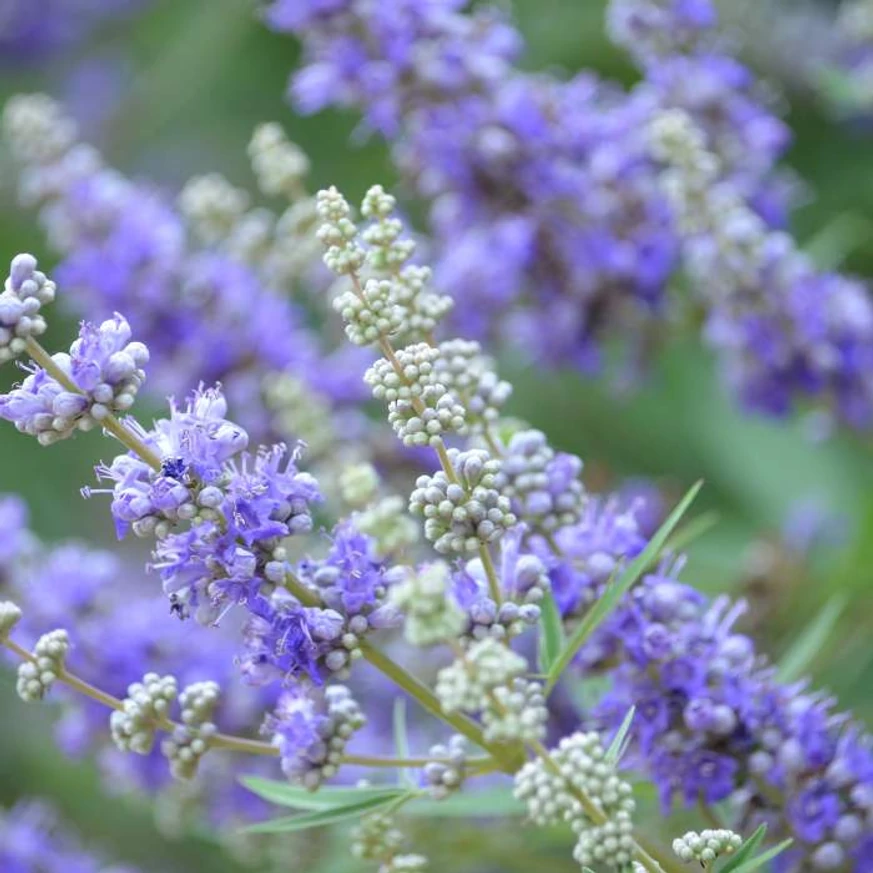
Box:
[0,600,23,639]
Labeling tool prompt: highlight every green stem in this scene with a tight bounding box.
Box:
[358,640,514,771]
[479,544,503,606]
[24,337,162,470]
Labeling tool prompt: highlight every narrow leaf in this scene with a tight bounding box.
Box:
[728,840,793,873]
[546,481,703,692]
[240,793,411,834]
[664,509,720,554]
[777,595,847,684]
[538,589,565,673]
[241,777,406,811]
[605,706,636,764]
[719,824,769,873]
[401,788,525,819]
[393,697,415,788]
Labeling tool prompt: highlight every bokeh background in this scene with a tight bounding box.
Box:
[1,0,872,869]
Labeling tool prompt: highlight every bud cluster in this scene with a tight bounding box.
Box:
[483,678,547,744]
[161,680,220,780]
[514,731,636,871]
[390,562,466,647]
[110,673,178,755]
[672,829,742,865]
[0,254,55,364]
[497,430,585,535]
[435,637,526,714]
[433,339,512,430]
[178,173,250,246]
[273,685,366,790]
[409,448,516,554]
[249,122,310,200]
[423,735,469,800]
[16,629,70,702]
[352,811,428,873]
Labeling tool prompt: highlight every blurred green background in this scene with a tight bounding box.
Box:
[1,0,872,869]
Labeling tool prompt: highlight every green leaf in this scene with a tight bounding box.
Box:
[538,589,565,673]
[393,697,415,788]
[777,595,847,684]
[664,509,720,554]
[605,706,635,765]
[240,777,407,811]
[400,788,525,819]
[545,481,703,692]
[726,840,793,873]
[718,825,768,873]
[240,792,413,834]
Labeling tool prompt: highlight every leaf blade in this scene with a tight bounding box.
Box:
[240,777,407,811]
[777,595,847,684]
[546,481,703,692]
[239,792,413,834]
[605,706,636,765]
[538,589,565,673]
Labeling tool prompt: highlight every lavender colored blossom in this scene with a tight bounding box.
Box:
[0,801,140,873]
[0,313,148,445]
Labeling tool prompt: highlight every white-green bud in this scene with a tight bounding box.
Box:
[423,735,469,800]
[178,173,249,245]
[249,123,310,199]
[364,343,440,402]
[317,187,366,275]
[483,678,548,744]
[434,339,512,428]
[354,495,419,554]
[672,829,742,865]
[333,278,403,345]
[387,383,467,447]
[339,462,381,508]
[111,673,178,755]
[390,562,466,647]
[161,680,220,780]
[435,637,527,714]
[16,628,70,702]
[0,601,23,639]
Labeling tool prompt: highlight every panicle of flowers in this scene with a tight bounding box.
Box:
[1,95,329,442]
[265,683,365,790]
[542,492,873,871]
[650,108,873,426]
[496,430,585,538]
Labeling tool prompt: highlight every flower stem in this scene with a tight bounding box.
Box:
[358,639,515,772]
[479,544,503,605]
[24,337,162,470]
